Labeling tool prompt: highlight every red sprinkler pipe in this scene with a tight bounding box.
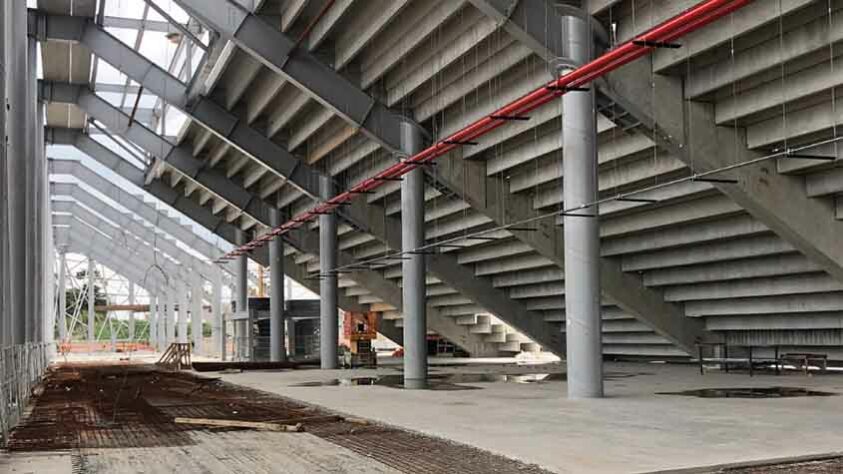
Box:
[218,0,754,263]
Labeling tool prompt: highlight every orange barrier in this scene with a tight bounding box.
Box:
[58,341,155,354]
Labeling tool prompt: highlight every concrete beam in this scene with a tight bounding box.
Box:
[50,182,219,280]
[42,82,271,225]
[32,14,322,198]
[47,152,226,264]
[42,88,507,355]
[57,129,471,351]
[57,226,174,294]
[466,0,711,355]
[154,0,562,355]
[171,0,407,153]
[56,213,196,287]
[605,57,843,286]
[61,239,169,296]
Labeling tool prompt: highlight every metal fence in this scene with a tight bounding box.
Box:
[0,343,49,444]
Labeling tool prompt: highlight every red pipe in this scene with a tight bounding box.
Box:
[218,0,754,263]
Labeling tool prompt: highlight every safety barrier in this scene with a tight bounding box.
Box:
[0,343,49,445]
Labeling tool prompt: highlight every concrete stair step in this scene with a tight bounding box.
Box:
[455,315,477,325]
[482,324,507,342]
[520,342,542,353]
[506,332,529,343]
[483,331,508,343]
[497,341,522,352]
[469,322,492,334]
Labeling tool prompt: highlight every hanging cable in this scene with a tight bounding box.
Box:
[217,0,755,263]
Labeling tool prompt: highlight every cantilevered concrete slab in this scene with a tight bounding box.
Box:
[605,57,843,285]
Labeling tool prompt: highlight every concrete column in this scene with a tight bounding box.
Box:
[40,117,50,347]
[128,282,135,341]
[0,0,7,348]
[400,122,427,389]
[25,36,38,343]
[191,274,203,355]
[269,207,286,361]
[87,258,95,347]
[178,280,188,343]
[166,290,176,344]
[234,231,248,360]
[160,291,169,349]
[562,14,603,399]
[319,176,338,369]
[57,252,67,342]
[149,294,157,349]
[212,268,224,360]
[8,0,28,345]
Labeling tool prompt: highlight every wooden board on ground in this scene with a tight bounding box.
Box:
[174,417,303,432]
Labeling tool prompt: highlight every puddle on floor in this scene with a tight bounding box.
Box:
[290,375,480,391]
[657,387,838,398]
[290,371,652,390]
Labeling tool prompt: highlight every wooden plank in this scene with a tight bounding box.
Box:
[174,417,304,432]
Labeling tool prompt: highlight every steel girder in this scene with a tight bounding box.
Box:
[31,11,323,200]
[50,182,221,282]
[47,140,228,261]
[162,0,594,355]
[452,0,713,354]
[32,33,523,352]
[40,91,504,353]
[45,132,412,347]
[170,0,407,152]
[55,212,199,291]
[35,20,533,352]
[56,226,177,297]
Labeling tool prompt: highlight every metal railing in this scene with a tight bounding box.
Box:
[0,343,49,444]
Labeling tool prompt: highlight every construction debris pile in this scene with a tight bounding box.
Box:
[6,363,551,473]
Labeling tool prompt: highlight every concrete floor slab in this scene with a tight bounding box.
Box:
[214,360,843,473]
[0,430,400,474]
[0,452,73,474]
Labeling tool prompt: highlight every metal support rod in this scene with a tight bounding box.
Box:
[108,311,116,350]
[128,282,135,341]
[141,0,208,51]
[235,230,248,360]
[166,290,176,344]
[191,274,203,355]
[269,208,286,361]
[400,122,427,389]
[87,258,95,347]
[149,294,158,349]
[213,267,225,360]
[319,176,338,369]
[178,280,188,344]
[159,291,168,349]
[219,0,753,260]
[562,13,603,399]
[57,252,68,342]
